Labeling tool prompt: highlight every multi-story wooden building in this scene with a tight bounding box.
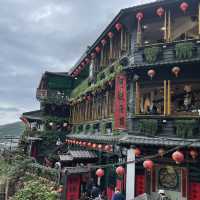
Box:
[22,0,200,199]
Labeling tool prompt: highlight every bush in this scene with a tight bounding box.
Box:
[139,119,158,136]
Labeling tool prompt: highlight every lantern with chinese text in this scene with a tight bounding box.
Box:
[172,150,184,164]
[96,168,104,186]
[101,39,107,46]
[108,32,114,39]
[172,66,181,77]
[135,148,141,157]
[136,12,144,21]
[147,69,156,79]
[116,166,125,176]
[158,148,165,158]
[95,46,101,54]
[115,23,122,31]
[156,7,165,17]
[189,149,198,160]
[180,2,189,13]
[143,160,154,171]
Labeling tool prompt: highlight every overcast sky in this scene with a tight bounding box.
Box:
[0,0,153,125]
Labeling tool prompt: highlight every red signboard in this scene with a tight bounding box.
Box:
[135,175,145,196]
[114,74,127,130]
[189,182,200,200]
[66,175,80,200]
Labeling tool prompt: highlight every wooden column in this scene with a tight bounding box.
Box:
[101,47,104,67]
[168,80,171,115]
[164,80,167,116]
[164,11,167,41]
[109,38,113,61]
[135,81,140,114]
[121,28,124,54]
[167,9,172,42]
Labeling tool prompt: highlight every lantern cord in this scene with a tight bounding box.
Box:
[65,138,200,170]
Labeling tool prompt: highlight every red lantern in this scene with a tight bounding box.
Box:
[156,7,165,17]
[104,145,110,151]
[81,61,85,67]
[85,58,90,64]
[87,95,91,101]
[136,12,144,21]
[143,160,154,171]
[96,168,104,186]
[91,52,96,59]
[108,32,114,39]
[172,150,184,164]
[79,141,82,145]
[76,141,79,145]
[158,148,165,157]
[115,23,122,31]
[135,148,141,157]
[98,144,103,150]
[87,142,92,147]
[147,69,156,79]
[189,149,198,160]
[116,166,125,176]
[172,66,181,77]
[92,143,97,148]
[95,46,101,53]
[83,142,87,146]
[180,2,189,12]
[101,39,107,46]
[57,186,63,193]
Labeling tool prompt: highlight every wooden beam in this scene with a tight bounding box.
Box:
[135,81,140,114]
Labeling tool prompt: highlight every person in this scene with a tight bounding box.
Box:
[158,189,170,200]
[150,101,158,115]
[85,178,94,197]
[91,185,101,199]
[111,188,125,200]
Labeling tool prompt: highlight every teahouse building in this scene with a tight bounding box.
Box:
[21,0,200,199]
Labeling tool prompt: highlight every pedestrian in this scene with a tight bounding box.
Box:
[111,188,125,200]
[91,185,101,199]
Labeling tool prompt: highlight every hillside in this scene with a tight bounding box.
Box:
[0,122,25,137]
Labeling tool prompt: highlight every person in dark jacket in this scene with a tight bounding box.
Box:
[111,188,125,200]
[91,186,101,199]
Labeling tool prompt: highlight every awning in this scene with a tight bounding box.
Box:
[59,150,97,162]
[120,135,200,147]
[22,110,43,122]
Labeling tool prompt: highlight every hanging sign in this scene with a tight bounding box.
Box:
[114,73,127,130]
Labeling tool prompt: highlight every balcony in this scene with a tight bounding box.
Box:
[36,88,69,104]
[133,39,200,67]
[129,115,200,139]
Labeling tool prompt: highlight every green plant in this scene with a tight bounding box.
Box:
[175,42,194,59]
[138,119,158,136]
[144,47,161,63]
[174,120,198,138]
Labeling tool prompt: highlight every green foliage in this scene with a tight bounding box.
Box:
[138,119,158,136]
[0,122,24,137]
[175,42,194,60]
[11,180,58,200]
[174,120,198,138]
[144,47,161,63]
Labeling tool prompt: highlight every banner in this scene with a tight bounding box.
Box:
[114,73,127,130]
[66,175,80,200]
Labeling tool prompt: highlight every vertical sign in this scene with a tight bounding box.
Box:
[66,175,80,200]
[114,73,127,130]
[126,148,135,200]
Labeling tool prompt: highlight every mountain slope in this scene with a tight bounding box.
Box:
[0,122,25,137]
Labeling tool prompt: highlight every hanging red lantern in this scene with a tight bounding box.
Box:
[101,39,107,46]
[115,23,122,31]
[85,58,90,64]
[73,140,76,144]
[95,46,101,54]
[79,141,82,145]
[104,145,110,151]
[92,143,97,148]
[143,160,154,171]
[135,148,141,157]
[87,142,92,147]
[158,148,165,158]
[98,144,103,150]
[156,7,165,17]
[172,150,184,164]
[108,32,114,39]
[189,149,198,160]
[172,66,181,77]
[91,52,96,59]
[147,69,156,79]
[81,61,85,67]
[83,141,87,146]
[57,186,63,193]
[180,2,189,12]
[116,166,125,176]
[96,168,104,186]
[76,141,79,145]
[136,12,144,21]
[87,95,91,101]
[78,66,82,71]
